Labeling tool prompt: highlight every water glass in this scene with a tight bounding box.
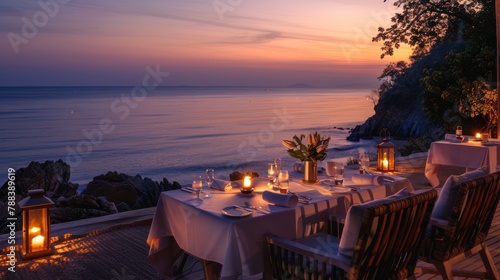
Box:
[278,170,289,193]
[204,169,215,198]
[333,163,344,185]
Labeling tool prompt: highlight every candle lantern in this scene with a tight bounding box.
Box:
[241,176,254,194]
[377,129,396,172]
[19,189,54,259]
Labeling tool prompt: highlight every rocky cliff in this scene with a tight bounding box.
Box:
[347,44,456,141]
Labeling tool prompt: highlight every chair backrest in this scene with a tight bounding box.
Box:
[420,171,500,261]
[348,189,437,279]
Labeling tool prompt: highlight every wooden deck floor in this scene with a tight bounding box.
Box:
[415,202,500,279]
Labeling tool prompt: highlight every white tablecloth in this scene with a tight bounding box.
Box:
[147,169,413,279]
[425,140,497,187]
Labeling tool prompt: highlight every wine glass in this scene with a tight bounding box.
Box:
[274,157,282,172]
[359,152,370,173]
[278,170,289,193]
[192,176,203,201]
[456,126,463,139]
[268,163,278,188]
[205,169,215,198]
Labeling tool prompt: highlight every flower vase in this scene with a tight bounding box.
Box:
[303,160,318,183]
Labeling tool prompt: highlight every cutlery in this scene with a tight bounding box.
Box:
[232,205,253,213]
[362,168,374,175]
[288,191,312,201]
[243,202,270,214]
[181,187,195,193]
[297,198,310,204]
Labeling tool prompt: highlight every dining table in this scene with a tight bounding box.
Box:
[147,166,414,280]
[424,139,497,187]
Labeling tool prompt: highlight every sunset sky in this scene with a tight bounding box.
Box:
[0,0,412,87]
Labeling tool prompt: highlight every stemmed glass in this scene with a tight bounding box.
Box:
[359,152,370,173]
[274,157,282,173]
[456,126,463,139]
[192,176,203,202]
[205,169,215,198]
[268,163,278,188]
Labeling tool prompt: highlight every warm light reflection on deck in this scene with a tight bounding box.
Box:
[0,233,99,275]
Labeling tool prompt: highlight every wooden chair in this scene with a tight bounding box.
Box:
[263,189,437,280]
[417,171,500,279]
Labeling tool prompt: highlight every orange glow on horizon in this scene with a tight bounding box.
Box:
[1,0,416,86]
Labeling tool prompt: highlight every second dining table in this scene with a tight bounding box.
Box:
[425,140,497,187]
[147,167,414,280]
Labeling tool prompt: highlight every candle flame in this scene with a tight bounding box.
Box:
[32,235,45,251]
[243,176,252,187]
[30,227,41,234]
[382,159,389,169]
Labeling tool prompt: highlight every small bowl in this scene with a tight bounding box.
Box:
[240,188,254,194]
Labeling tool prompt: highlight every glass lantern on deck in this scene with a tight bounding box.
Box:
[19,189,54,259]
[377,129,396,172]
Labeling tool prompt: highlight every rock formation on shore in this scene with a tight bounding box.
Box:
[0,160,181,233]
[347,44,451,142]
[82,171,181,212]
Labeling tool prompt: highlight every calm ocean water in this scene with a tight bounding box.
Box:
[0,86,377,190]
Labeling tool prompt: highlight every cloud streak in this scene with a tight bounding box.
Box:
[0,0,406,87]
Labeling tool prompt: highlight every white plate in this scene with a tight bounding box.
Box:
[330,187,352,193]
[221,206,252,217]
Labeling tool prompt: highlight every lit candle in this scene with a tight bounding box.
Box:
[243,176,252,190]
[476,133,481,140]
[382,159,389,170]
[30,227,41,234]
[32,235,44,251]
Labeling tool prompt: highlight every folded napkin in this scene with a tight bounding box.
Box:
[262,191,298,208]
[351,174,414,192]
[351,174,392,186]
[211,179,238,191]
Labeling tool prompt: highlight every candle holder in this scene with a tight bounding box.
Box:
[240,176,254,194]
[475,133,482,141]
[19,189,54,259]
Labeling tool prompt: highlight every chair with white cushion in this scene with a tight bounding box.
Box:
[417,170,500,279]
[263,189,437,280]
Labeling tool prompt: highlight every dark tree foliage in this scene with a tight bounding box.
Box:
[373,0,497,134]
[374,0,489,58]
